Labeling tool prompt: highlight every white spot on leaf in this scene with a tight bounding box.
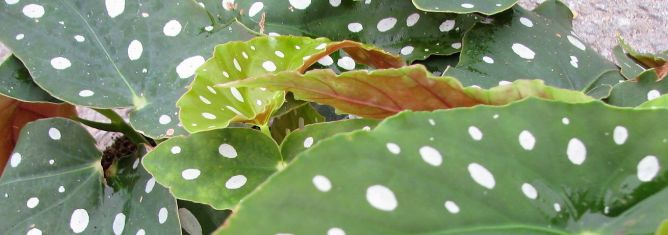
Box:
[26,197,39,208]
[289,0,310,10]
[406,13,420,27]
[159,115,172,125]
[519,17,533,27]
[312,175,332,192]
[22,4,44,19]
[567,35,586,51]
[112,213,126,235]
[521,183,538,199]
[400,46,414,55]
[78,90,94,97]
[347,22,363,33]
[182,169,201,180]
[444,200,459,214]
[386,143,400,154]
[105,0,125,18]
[468,163,495,189]
[145,177,156,193]
[225,175,247,189]
[613,126,628,145]
[519,130,536,150]
[647,90,661,101]
[158,207,168,224]
[303,137,314,148]
[127,40,143,61]
[439,20,456,32]
[419,146,442,166]
[637,156,659,182]
[70,209,89,233]
[567,138,587,165]
[262,60,277,72]
[163,20,182,37]
[376,17,397,32]
[51,57,71,70]
[512,43,535,59]
[468,126,483,141]
[176,56,205,78]
[337,57,355,70]
[248,2,264,17]
[48,127,61,140]
[366,185,397,211]
[219,144,238,158]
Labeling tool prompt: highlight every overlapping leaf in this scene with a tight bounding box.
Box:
[613,38,668,80]
[221,65,593,119]
[142,128,282,210]
[217,99,667,234]
[607,70,668,107]
[0,118,179,234]
[0,0,254,138]
[269,97,325,143]
[204,0,477,61]
[178,36,403,133]
[450,0,621,97]
[280,119,379,163]
[177,200,230,235]
[0,96,75,174]
[412,0,518,15]
[0,54,58,103]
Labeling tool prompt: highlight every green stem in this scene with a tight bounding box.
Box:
[93,109,150,145]
[75,117,123,132]
[259,124,272,138]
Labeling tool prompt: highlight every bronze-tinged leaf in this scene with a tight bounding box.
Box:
[0,95,76,175]
[219,65,593,119]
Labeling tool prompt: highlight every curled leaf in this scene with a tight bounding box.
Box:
[220,65,593,119]
[178,36,403,133]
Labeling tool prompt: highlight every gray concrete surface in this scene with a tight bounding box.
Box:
[519,0,668,59]
[1,1,666,148]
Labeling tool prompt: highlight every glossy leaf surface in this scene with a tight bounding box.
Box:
[0,0,254,138]
[0,54,58,103]
[143,128,282,210]
[0,118,179,234]
[412,0,518,15]
[452,1,620,95]
[217,99,667,234]
[206,0,477,61]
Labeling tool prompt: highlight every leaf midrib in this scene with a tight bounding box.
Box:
[60,0,140,104]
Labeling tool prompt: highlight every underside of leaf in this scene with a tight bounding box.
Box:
[220,65,593,119]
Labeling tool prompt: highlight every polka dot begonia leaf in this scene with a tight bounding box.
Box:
[202,0,477,62]
[0,0,255,138]
[220,64,594,119]
[412,0,518,15]
[608,70,668,107]
[142,128,283,210]
[177,36,403,134]
[0,54,60,103]
[0,97,76,175]
[280,119,380,163]
[0,118,180,235]
[449,1,623,99]
[216,98,668,234]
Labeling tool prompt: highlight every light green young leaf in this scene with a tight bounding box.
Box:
[178,36,403,133]
[204,0,477,62]
[0,118,179,234]
[412,0,518,15]
[216,99,667,234]
[0,0,254,138]
[142,128,282,210]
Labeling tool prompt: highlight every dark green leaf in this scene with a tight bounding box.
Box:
[177,200,230,235]
[270,97,325,143]
[412,0,518,15]
[0,118,179,234]
[206,0,477,62]
[0,54,59,103]
[607,70,667,107]
[216,99,667,234]
[0,0,254,138]
[451,2,619,94]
